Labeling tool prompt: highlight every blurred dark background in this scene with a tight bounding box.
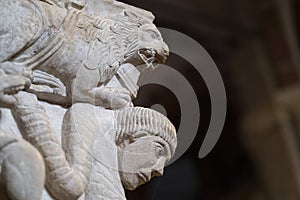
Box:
[120,0,300,200]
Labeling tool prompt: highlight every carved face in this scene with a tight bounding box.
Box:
[124,23,169,71]
[118,134,171,190]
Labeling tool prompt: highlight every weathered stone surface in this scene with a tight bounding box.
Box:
[0,0,176,199]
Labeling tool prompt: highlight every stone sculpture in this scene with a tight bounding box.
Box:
[0,0,177,199]
[0,71,45,200]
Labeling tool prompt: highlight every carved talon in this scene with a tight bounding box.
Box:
[0,69,31,108]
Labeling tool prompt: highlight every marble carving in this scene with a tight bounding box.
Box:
[0,0,177,199]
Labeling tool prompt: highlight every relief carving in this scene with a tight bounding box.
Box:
[0,1,177,199]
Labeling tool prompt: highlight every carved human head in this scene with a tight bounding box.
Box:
[115,107,177,190]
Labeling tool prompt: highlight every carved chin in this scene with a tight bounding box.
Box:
[120,172,147,190]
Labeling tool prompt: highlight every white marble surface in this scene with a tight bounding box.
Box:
[0,1,175,199]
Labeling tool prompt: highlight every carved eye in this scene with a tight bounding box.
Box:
[147,30,160,40]
[155,143,164,158]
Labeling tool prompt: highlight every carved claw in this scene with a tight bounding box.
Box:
[0,69,31,109]
[1,62,33,81]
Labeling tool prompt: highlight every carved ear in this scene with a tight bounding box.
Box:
[123,10,150,25]
[41,0,87,9]
[68,0,87,9]
[39,0,66,8]
[123,10,139,19]
[123,9,155,24]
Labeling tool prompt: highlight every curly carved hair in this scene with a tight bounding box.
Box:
[115,107,177,156]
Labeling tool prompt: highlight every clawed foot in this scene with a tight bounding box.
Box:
[0,69,31,108]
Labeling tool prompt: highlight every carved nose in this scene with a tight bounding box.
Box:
[160,45,169,63]
[163,44,169,57]
[163,49,169,57]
